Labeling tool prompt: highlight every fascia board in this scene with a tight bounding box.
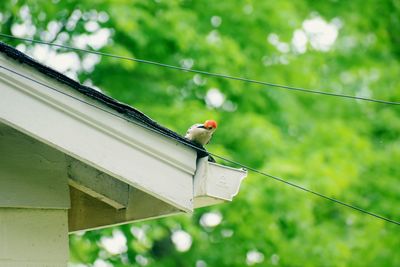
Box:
[0,56,197,212]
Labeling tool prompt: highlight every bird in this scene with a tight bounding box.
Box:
[185,120,218,146]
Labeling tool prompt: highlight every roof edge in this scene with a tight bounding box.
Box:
[0,41,208,157]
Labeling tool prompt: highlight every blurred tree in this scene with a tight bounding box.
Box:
[1,0,399,266]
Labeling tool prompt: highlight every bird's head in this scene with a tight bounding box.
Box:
[204,120,218,131]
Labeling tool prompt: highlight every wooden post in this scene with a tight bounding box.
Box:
[0,124,70,266]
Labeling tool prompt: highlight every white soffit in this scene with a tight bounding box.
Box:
[0,54,197,212]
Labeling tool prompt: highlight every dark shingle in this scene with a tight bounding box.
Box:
[0,41,208,157]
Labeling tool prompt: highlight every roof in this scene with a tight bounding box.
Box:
[0,41,208,157]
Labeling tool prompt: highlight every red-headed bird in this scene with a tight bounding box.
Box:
[185,120,218,146]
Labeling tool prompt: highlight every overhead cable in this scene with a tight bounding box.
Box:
[1,64,399,227]
[1,33,399,106]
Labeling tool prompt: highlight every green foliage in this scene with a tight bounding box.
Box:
[1,0,400,266]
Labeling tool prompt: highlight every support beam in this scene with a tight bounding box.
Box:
[67,157,129,210]
[69,186,180,232]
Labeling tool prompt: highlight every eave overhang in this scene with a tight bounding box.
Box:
[0,41,247,232]
[0,53,196,213]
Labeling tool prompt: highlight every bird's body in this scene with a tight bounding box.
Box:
[185,120,217,146]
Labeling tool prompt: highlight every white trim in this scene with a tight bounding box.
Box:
[0,56,196,212]
[193,157,247,208]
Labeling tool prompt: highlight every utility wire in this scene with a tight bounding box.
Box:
[1,64,399,227]
[1,33,400,106]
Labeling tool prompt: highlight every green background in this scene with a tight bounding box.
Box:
[1,0,399,266]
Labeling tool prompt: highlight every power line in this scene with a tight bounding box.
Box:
[1,33,400,106]
[1,64,399,227]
